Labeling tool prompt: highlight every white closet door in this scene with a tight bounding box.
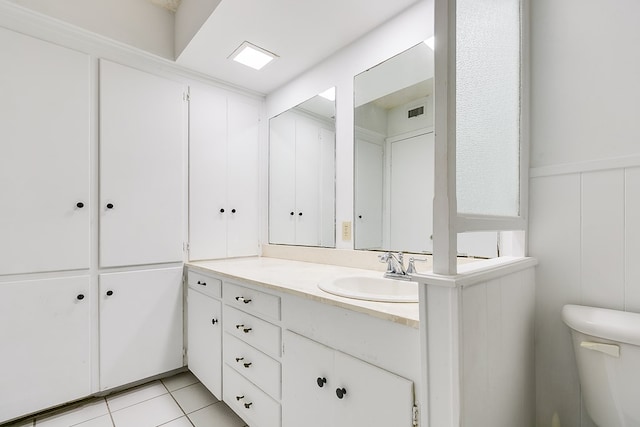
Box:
[0,28,90,275]
[354,139,384,250]
[295,119,321,246]
[226,96,260,257]
[99,60,186,267]
[99,267,184,391]
[188,84,228,260]
[319,128,336,247]
[0,276,91,423]
[269,112,297,245]
[390,132,434,253]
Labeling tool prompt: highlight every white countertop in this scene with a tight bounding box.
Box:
[187,257,420,328]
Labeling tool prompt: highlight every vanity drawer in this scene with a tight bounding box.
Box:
[224,365,281,427]
[224,333,282,399]
[188,270,222,298]
[224,306,281,358]
[224,282,280,320]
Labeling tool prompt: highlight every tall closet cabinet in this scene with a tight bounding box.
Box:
[0,22,262,424]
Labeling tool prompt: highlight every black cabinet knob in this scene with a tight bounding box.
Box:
[76,294,85,300]
[211,318,218,325]
[358,215,362,219]
[106,290,114,296]
[298,212,303,216]
[316,377,327,388]
[231,208,236,213]
[290,211,294,216]
[106,203,114,209]
[220,208,225,213]
[76,202,85,209]
[336,387,347,399]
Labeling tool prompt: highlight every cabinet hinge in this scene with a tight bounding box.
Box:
[183,242,190,254]
[412,404,419,426]
[183,91,190,102]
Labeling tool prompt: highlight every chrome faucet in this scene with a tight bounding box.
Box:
[379,252,428,279]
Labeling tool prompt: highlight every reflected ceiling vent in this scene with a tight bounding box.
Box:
[149,0,182,12]
[408,106,424,118]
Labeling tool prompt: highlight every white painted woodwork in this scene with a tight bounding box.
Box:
[0,276,91,423]
[187,271,222,298]
[223,306,282,359]
[99,59,186,268]
[223,282,281,321]
[223,365,281,427]
[282,330,334,427]
[269,110,335,247]
[224,333,282,399]
[282,331,414,427]
[626,168,640,312]
[187,288,222,399]
[0,28,90,276]
[99,267,184,391]
[354,138,384,249]
[188,84,260,260]
[390,132,434,253]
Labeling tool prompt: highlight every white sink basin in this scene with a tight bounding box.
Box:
[318,275,419,303]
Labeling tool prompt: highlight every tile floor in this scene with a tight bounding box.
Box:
[6,371,248,427]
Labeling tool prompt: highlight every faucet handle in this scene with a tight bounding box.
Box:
[407,257,428,274]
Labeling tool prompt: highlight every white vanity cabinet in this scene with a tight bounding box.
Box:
[99,59,186,268]
[0,27,91,276]
[188,85,260,261]
[98,267,184,391]
[282,331,414,427]
[221,281,282,427]
[187,271,223,399]
[0,276,91,423]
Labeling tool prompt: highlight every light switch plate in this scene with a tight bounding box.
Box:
[342,221,352,241]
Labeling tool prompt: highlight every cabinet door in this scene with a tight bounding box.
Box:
[226,96,260,257]
[188,84,228,260]
[282,331,333,427]
[99,268,184,391]
[187,288,222,399]
[334,351,414,427]
[99,60,186,267]
[319,127,336,247]
[0,276,91,423]
[269,112,296,245]
[0,28,90,275]
[294,119,321,246]
[354,138,384,250]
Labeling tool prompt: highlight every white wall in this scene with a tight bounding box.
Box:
[7,0,175,58]
[529,0,640,426]
[266,0,434,249]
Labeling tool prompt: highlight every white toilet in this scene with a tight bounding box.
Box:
[562,304,640,427]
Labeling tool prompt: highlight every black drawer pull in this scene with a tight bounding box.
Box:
[211,318,218,325]
[235,296,252,304]
[336,388,347,399]
[244,402,253,409]
[236,395,244,401]
[243,362,252,368]
[317,377,327,388]
[197,280,206,286]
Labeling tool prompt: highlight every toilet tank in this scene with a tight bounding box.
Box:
[562,305,640,427]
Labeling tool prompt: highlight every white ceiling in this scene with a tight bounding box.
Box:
[175,0,422,95]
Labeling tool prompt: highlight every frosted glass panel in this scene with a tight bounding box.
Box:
[456,0,520,216]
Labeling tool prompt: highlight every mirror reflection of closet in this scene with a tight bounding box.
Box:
[354,43,434,253]
[269,89,336,248]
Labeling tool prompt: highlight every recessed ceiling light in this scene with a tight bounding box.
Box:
[319,87,336,101]
[229,41,277,70]
[424,36,435,50]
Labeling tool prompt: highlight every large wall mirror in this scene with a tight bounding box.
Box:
[269,89,336,248]
[354,43,435,253]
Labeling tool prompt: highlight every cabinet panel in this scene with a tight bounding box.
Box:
[188,270,222,298]
[294,119,320,246]
[224,306,281,358]
[99,267,184,390]
[282,331,333,427]
[0,276,91,423]
[0,28,90,275]
[188,84,228,260]
[268,112,296,245]
[188,288,222,399]
[224,333,282,399]
[226,96,259,257]
[223,365,281,427]
[99,59,186,267]
[224,282,281,320]
[334,351,414,427]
